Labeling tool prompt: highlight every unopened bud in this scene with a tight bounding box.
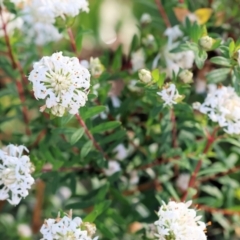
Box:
[174,94,185,103]
[81,222,96,237]
[138,69,152,83]
[140,13,152,25]
[192,102,201,110]
[89,57,104,78]
[199,36,213,51]
[178,69,193,83]
[51,105,65,117]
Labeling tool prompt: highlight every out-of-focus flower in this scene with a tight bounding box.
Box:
[104,161,121,176]
[131,49,145,72]
[198,85,240,134]
[114,144,129,161]
[140,13,152,24]
[89,57,104,78]
[157,83,184,107]
[0,144,34,205]
[179,69,193,83]
[163,43,195,78]
[17,224,32,238]
[40,210,98,240]
[199,36,213,51]
[0,9,23,37]
[154,201,207,240]
[138,69,152,84]
[164,25,183,45]
[176,173,190,192]
[28,52,90,117]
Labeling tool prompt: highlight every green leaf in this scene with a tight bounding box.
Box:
[96,183,110,201]
[229,40,235,57]
[80,106,106,120]
[152,69,159,82]
[81,140,93,158]
[206,68,231,83]
[97,221,116,238]
[195,49,208,69]
[84,200,111,222]
[91,121,121,134]
[70,128,85,145]
[61,114,74,126]
[210,57,232,67]
[112,46,122,71]
[76,33,83,52]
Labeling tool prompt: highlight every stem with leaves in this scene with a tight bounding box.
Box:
[181,128,218,201]
[0,7,31,136]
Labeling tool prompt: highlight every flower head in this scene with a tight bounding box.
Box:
[104,161,121,176]
[40,210,98,240]
[28,52,91,117]
[157,83,183,107]
[198,85,240,134]
[0,144,34,205]
[154,201,207,240]
[140,13,152,24]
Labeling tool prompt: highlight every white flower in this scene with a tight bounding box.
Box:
[0,9,23,38]
[138,69,152,84]
[131,49,145,72]
[104,161,121,176]
[40,210,98,240]
[154,201,207,240]
[50,0,89,19]
[140,13,152,24]
[164,25,183,45]
[17,224,32,238]
[157,83,183,107]
[0,144,34,205]
[163,43,195,78]
[28,52,91,117]
[198,85,240,134]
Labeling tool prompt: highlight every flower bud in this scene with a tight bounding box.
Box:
[138,69,152,83]
[81,222,97,237]
[178,69,193,83]
[140,13,152,25]
[2,168,16,186]
[199,36,213,51]
[192,102,201,110]
[51,105,65,117]
[89,57,104,77]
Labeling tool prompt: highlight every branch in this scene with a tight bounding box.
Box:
[181,129,217,201]
[154,0,171,28]
[75,114,109,160]
[67,28,78,55]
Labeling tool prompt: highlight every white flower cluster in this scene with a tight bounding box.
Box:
[154,201,207,240]
[29,52,91,117]
[195,85,240,134]
[40,210,98,240]
[163,25,194,78]
[0,144,34,205]
[157,83,183,107]
[13,0,89,45]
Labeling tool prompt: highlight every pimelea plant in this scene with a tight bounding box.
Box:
[0,0,240,239]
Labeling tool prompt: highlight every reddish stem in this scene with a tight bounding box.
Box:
[181,130,216,201]
[75,114,109,160]
[154,0,171,28]
[67,28,78,55]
